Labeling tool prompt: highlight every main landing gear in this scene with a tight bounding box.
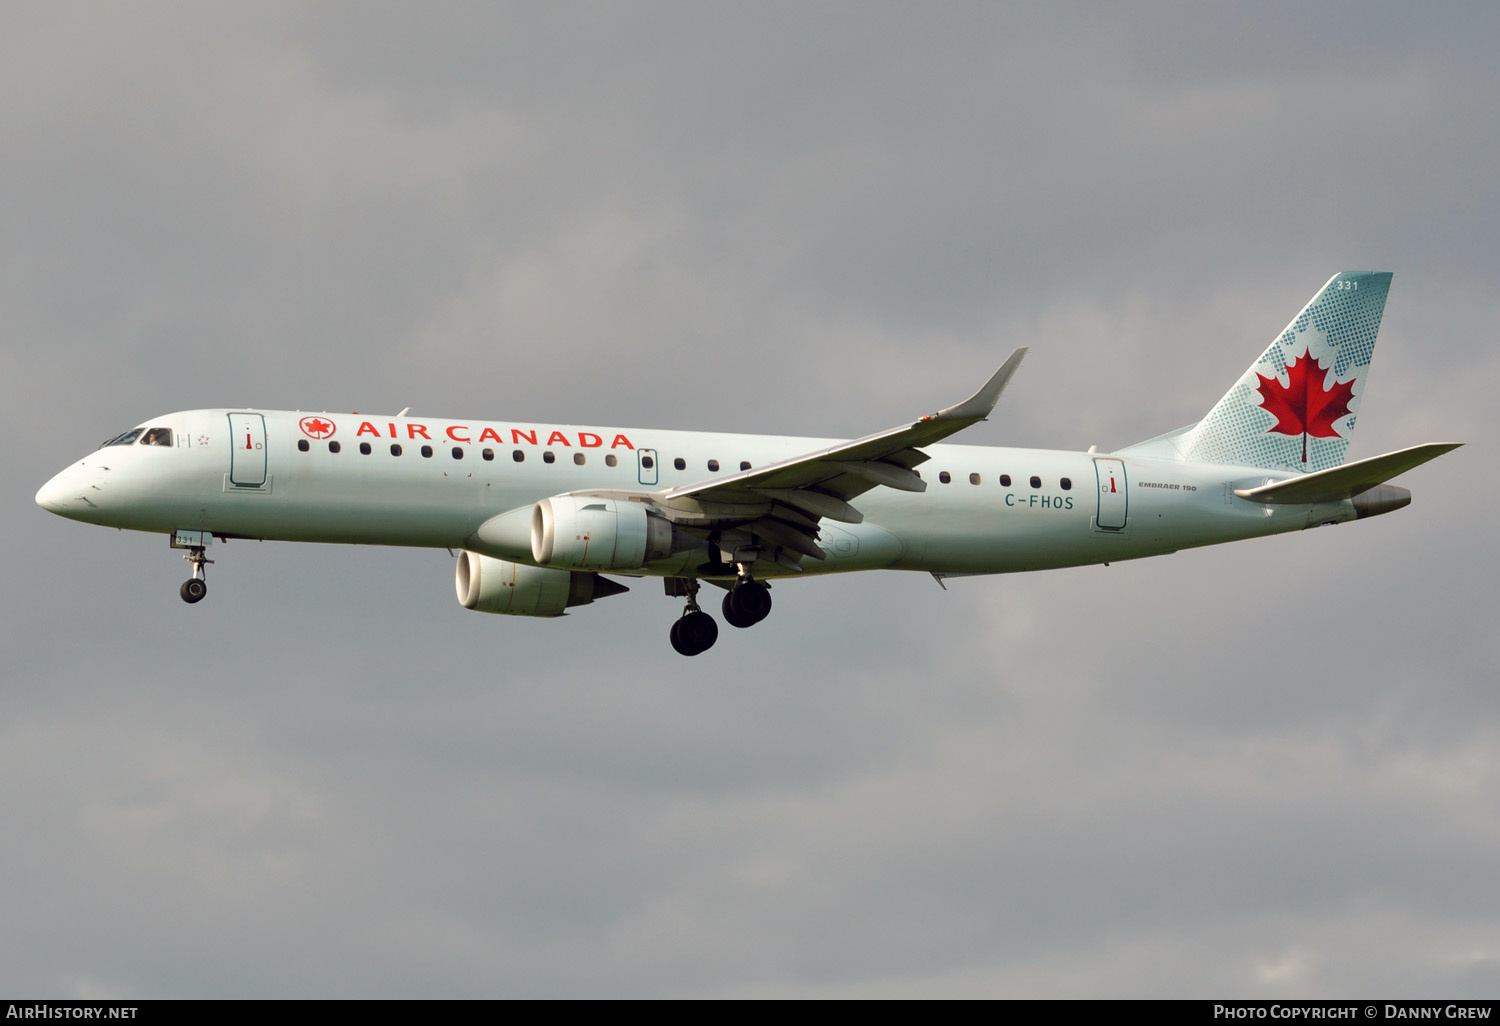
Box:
[669,579,718,657]
[722,577,771,629]
[666,569,772,655]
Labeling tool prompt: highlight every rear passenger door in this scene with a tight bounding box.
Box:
[1094,457,1127,530]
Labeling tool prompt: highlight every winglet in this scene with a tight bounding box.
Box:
[928,348,1028,423]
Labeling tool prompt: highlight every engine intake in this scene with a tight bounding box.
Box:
[455,551,627,617]
[531,495,675,570]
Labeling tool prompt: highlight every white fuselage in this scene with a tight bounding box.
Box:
[36,409,1356,579]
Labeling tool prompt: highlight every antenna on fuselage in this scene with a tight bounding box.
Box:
[397,407,411,417]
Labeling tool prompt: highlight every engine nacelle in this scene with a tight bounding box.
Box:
[454,551,625,617]
[1353,483,1412,519]
[531,495,675,570]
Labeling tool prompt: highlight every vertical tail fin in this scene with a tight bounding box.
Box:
[1177,272,1392,472]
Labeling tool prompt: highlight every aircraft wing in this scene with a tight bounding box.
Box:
[638,349,1027,567]
[1232,443,1460,504]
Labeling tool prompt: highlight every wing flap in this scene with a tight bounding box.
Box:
[827,460,927,492]
[753,488,864,524]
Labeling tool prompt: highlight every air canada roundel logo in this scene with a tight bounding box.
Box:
[299,416,336,440]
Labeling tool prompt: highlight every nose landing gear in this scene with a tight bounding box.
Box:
[169,531,214,604]
[179,546,213,603]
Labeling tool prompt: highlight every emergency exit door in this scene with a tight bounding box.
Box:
[637,448,658,486]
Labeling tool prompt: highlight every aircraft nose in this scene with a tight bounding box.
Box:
[36,463,95,516]
[36,470,70,512]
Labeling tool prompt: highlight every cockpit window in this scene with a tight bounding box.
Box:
[139,427,173,446]
[102,429,143,447]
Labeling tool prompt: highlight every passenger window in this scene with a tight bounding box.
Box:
[329,441,341,454]
[391,444,403,456]
[674,457,686,471]
[140,427,172,446]
[360,442,372,455]
[1030,475,1041,488]
[543,451,556,464]
[641,455,654,469]
[1061,477,1072,490]
[513,450,524,462]
[421,445,433,458]
[605,454,618,467]
[482,448,494,461]
[452,447,463,460]
[740,461,751,471]
[999,474,1011,487]
[708,459,720,472]
[969,473,981,485]
[298,439,309,452]
[574,453,586,466]
[939,471,951,484]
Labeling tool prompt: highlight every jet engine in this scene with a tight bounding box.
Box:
[531,495,676,571]
[455,550,627,617]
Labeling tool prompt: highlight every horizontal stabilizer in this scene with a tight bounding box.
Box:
[1233,443,1460,504]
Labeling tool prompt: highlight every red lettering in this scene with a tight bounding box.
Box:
[356,422,380,437]
[511,428,537,445]
[547,431,571,446]
[610,434,634,450]
[388,422,397,438]
[446,425,471,443]
[578,432,602,447]
[478,427,504,443]
[407,424,431,440]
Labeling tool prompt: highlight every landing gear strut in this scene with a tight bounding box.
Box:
[178,545,213,604]
[668,579,718,656]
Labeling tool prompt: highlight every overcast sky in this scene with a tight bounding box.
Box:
[3,1,1498,998]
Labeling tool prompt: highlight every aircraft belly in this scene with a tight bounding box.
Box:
[784,522,905,576]
[875,492,1100,573]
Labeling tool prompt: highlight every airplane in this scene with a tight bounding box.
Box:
[36,271,1458,655]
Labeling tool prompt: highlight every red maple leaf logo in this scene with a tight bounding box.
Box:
[299,416,335,440]
[1254,350,1356,463]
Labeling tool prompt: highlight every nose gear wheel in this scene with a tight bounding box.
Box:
[178,543,214,605]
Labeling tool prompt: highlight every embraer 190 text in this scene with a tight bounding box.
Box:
[37,273,1458,655]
